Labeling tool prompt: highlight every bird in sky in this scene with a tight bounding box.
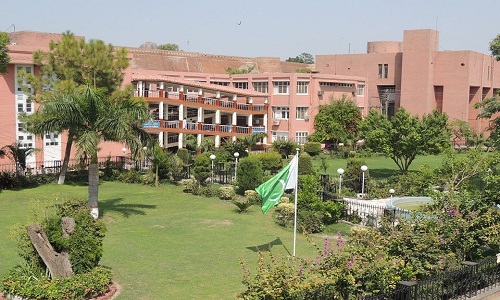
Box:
[237,21,241,25]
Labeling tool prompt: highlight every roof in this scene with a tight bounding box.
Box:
[131,72,269,98]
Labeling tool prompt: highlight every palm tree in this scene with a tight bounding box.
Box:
[1,141,37,176]
[238,132,267,152]
[28,85,151,218]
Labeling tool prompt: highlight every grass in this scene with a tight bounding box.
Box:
[0,181,342,300]
[311,153,446,179]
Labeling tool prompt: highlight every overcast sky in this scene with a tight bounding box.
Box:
[2,0,499,59]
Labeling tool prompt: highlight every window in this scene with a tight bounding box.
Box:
[16,65,33,92]
[233,82,248,89]
[378,64,389,79]
[272,131,289,142]
[357,84,365,96]
[210,81,230,86]
[273,81,290,94]
[18,122,24,132]
[319,82,353,88]
[296,81,309,94]
[253,82,268,93]
[296,107,309,120]
[273,107,289,120]
[45,133,59,146]
[18,103,23,112]
[26,99,32,112]
[295,132,308,145]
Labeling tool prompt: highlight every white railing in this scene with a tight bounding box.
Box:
[236,126,250,134]
[202,97,217,105]
[253,104,265,111]
[220,125,232,132]
[202,124,216,131]
[164,120,179,128]
[220,100,233,108]
[237,103,249,110]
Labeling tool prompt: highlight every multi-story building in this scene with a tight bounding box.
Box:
[316,29,500,133]
[0,31,365,170]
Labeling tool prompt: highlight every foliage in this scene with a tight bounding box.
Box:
[1,141,37,171]
[157,43,180,51]
[117,169,143,183]
[298,153,315,175]
[226,65,254,74]
[297,174,321,210]
[359,108,451,172]
[1,265,112,300]
[298,210,325,233]
[237,156,263,192]
[273,201,295,227]
[474,94,500,147]
[192,154,212,185]
[176,148,191,165]
[199,184,219,198]
[251,151,282,173]
[179,178,198,194]
[294,68,312,73]
[285,52,314,64]
[0,32,10,74]
[218,186,236,200]
[311,200,344,225]
[232,199,253,213]
[490,33,500,61]
[450,119,474,148]
[309,95,362,146]
[303,142,322,156]
[272,139,299,158]
[343,157,367,193]
[244,190,262,205]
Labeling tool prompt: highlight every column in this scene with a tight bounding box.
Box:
[159,102,164,120]
[178,132,183,149]
[138,81,143,97]
[158,132,164,147]
[179,104,184,120]
[197,134,202,147]
[164,103,168,120]
[263,113,268,144]
[215,135,220,148]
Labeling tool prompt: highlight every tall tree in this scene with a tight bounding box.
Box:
[1,141,37,176]
[20,31,129,184]
[30,85,150,218]
[474,93,500,147]
[359,109,451,172]
[490,34,500,61]
[309,95,362,147]
[0,32,10,74]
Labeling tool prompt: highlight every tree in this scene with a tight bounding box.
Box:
[490,34,500,61]
[158,43,180,51]
[359,109,451,172]
[286,53,314,64]
[20,31,129,185]
[1,141,37,176]
[474,93,500,147]
[31,85,150,218]
[0,32,10,74]
[309,95,362,147]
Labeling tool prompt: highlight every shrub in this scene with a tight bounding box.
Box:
[312,200,344,225]
[199,184,218,198]
[218,186,235,200]
[232,199,253,213]
[179,178,198,194]
[304,142,322,156]
[193,154,211,185]
[274,202,295,227]
[236,156,263,193]
[251,152,283,173]
[176,148,191,165]
[298,210,325,233]
[297,174,321,210]
[117,169,142,183]
[344,157,368,193]
[272,140,299,158]
[244,190,262,205]
[298,153,315,175]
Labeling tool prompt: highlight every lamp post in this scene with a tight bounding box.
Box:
[361,165,368,195]
[233,152,239,181]
[389,188,395,199]
[209,154,216,183]
[337,168,344,197]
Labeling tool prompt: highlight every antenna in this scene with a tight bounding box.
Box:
[5,24,15,32]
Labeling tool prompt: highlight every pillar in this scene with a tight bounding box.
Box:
[178,132,184,149]
[158,132,164,147]
[159,102,164,120]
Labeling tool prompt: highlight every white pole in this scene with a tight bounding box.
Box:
[292,148,299,257]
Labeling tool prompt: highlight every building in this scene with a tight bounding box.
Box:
[0,31,365,170]
[316,29,500,133]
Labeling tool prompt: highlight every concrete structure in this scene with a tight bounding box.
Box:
[316,29,500,133]
[1,29,499,170]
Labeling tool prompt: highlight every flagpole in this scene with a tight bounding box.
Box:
[292,148,299,257]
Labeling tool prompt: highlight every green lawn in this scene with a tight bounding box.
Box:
[311,153,445,179]
[0,182,334,300]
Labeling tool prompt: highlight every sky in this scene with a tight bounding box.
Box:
[2,0,499,60]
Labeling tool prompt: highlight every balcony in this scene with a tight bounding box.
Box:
[134,90,267,113]
[141,120,266,137]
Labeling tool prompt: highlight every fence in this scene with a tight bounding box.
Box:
[364,255,500,300]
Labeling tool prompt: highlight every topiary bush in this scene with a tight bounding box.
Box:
[236,156,263,193]
[273,201,295,227]
[193,154,211,185]
[218,186,235,200]
[244,190,262,205]
[304,142,322,156]
[344,157,368,193]
[298,152,315,175]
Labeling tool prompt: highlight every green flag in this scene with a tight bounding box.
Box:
[256,154,298,214]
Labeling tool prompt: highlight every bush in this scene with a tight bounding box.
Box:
[272,140,299,158]
[218,186,235,200]
[179,178,199,194]
[117,169,142,183]
[297,174,321,210]
[193,154,211,185]
[304,142,322,156]
[298,153,315,175]
[274,202,295,227]
[236,156,263,193]
[251,152,283,173]
[176,148,191,165]
[244,190,262,205]
[298,210,325,233]
[312,200,344,225]
[199,184,219,198]
[232,199,253,213]
[1,266,112,300]
[344,157,368,193]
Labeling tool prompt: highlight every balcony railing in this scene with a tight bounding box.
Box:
[134,90,267,113]
[142,119,265,135]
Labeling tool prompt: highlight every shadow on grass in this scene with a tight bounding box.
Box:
[368,168,401,179]
[99,198,157,218]
[246,237,290,255]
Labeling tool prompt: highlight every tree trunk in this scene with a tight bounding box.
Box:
[26,218,75,279]
[88,155,100,219]
[58,133,74,185]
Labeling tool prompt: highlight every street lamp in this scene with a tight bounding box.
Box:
[389,188,395,199]
[360,165,368,195]
[233,152,239,181]
[121,147,127,154]
[209,154,216,183]
[337,168,344,197]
